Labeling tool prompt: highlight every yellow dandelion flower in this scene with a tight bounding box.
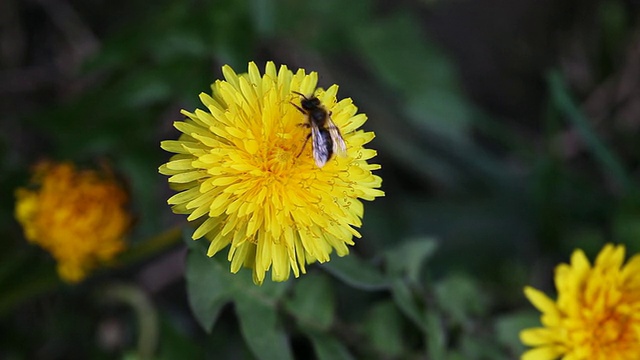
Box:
[520,243,640,360]
[15,161,131,283]
[159,61,384,284]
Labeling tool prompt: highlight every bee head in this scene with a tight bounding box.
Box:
[300,97,321,111]
[293,91,321,111]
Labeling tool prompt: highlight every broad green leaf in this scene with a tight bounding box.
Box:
[390,280,424,331]
[363,301,405,358]
[434,274,488,325]
[181,227,202,250]
[385,238,437,285]
[184,243,292,360]
[185,224,290,334]
[185,248,234,333]
[305,330,355,360]
[285,273,335,331]
[234,291,294,360]
[322,254,388,291]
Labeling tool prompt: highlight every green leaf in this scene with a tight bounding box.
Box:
[363,301,405,358]
[351,11,471,141]
[185,224,291,334]
[157,313,203,360]
[425,310,447,360]
[390,280,424,331]
[285,273,335,331]
[494,311,540,355]
[457,333,509,360]
[183,248,292,360]
[234,290,294,360]
[547,70,631,192]
[272,0,371,53]
[305,330,355,360]
[185,247,234,333]
[321,254,388,291]
[434,274,489,325]
[346,11,513,189]
[385,238,437,285]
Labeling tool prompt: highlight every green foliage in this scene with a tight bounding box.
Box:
[235,292,293,360]
[186,238,292,360]
[184,234,517,359]
[351,12,472,141]
[321,252,388,291]
[384,237,438,284]
[434,274,489,324]
[363,301,405,358]
[285,273,335,331]
[305,330,355,360]
[185,241,235,332]
[495,311,540,356]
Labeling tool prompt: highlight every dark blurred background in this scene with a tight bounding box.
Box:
[1,0,640,358]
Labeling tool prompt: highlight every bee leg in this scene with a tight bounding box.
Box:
[296,133,312,159]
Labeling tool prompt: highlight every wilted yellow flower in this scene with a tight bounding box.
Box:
[521,244,640,360]
[15,161,131,283]
[159,61,384,284]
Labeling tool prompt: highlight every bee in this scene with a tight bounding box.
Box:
[292,91,347,167]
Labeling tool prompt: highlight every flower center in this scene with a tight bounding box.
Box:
[595,312,626,342]
[574,304,637,358]
[257,124,309,175]
[276,145,294,163]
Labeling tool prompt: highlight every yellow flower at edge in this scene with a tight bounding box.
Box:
[520,244,640,360]
[15,161,131,283]
[159,61,384,284]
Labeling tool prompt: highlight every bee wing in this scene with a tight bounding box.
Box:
[326,117,347,156]
[311,126,331,167]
